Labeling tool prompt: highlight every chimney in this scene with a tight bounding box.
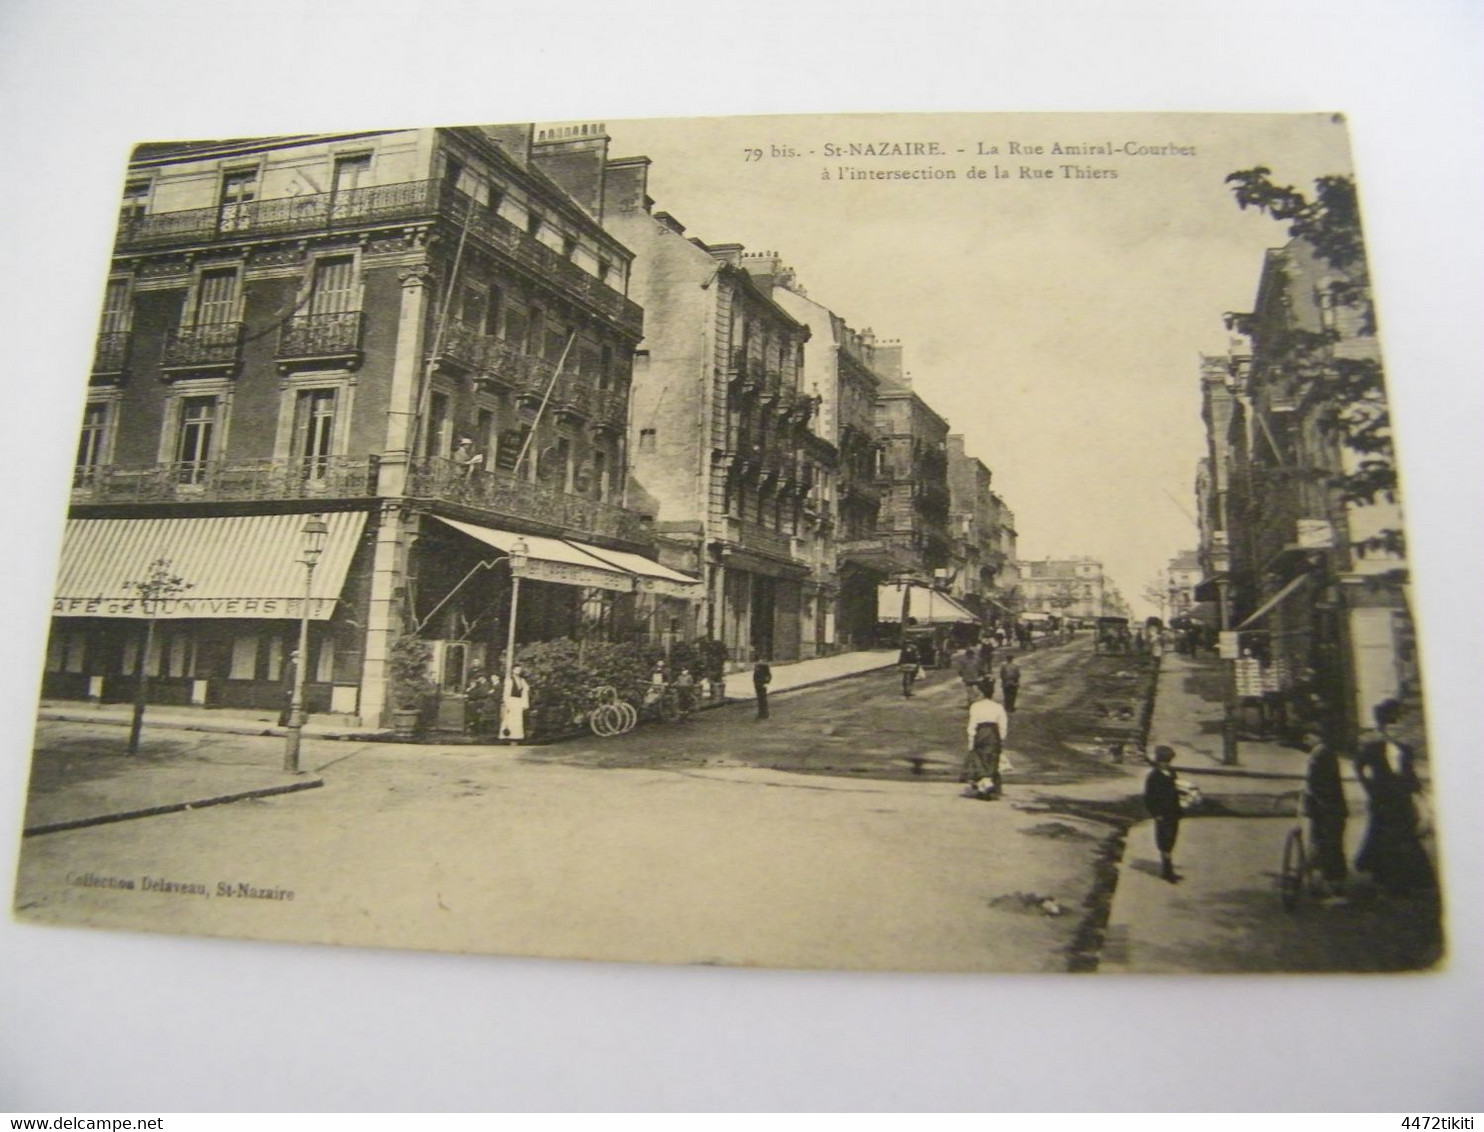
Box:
[705,242,745,267]
[874,338,904,381]
[603,156,652,218]
[478,123,533,167]
[653,211,687,236]
[530,121,611,218]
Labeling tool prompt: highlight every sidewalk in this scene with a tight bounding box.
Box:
[26,649,898,835]
[1103,651,1442,972]
[730,648,898,699]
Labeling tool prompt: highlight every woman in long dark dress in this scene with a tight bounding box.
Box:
[1354,700,1435,896]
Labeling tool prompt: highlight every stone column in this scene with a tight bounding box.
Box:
[360,263,434,724]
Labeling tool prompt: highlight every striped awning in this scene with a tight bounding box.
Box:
[1237,572,1312,631]
[876,582,980,625]
[52,512,366,620]
[575,544,701,600]
[432,516,634,593]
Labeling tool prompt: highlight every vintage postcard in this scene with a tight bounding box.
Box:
[11,112,1441,973]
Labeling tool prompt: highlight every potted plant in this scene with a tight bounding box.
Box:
[387,635,436,735]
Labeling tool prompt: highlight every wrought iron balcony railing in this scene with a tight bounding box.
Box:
[160,322,243,371]
[92,331,131,375]
[589,388,627,434]
[115,178,643,337]
[72,456,380,504]
[725,517,796,562]
[277,311,363,363]
[409,457,650,545]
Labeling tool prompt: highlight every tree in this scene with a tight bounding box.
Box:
[1224,167,1399,558]
[1141,573,1169,621]
[123,558,193,755]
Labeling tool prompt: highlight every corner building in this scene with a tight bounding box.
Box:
[48,126,698,726]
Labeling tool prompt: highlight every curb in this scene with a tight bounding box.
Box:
[39,711,383,742]
[23,777,325,837]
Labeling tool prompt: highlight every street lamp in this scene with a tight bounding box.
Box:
[503,536,529,698]
[283,513,329,773]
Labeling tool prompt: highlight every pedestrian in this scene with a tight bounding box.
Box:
[897,639,921,698]
[1143,745,1184,883]
[1354,699,1435,896]
[499,664,530,742]
[464,663,497,737]
[277,648,298,727]
[752,653,772,720]
[954,645,984,707]
[1301,728,1349,897]
[451,436,483,478]
[674,666,696,718]
[977,638,997,697]
[962,690,1011,800]
[999,654,1022,713]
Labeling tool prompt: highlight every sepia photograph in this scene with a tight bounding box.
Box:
[9,110,1446,975]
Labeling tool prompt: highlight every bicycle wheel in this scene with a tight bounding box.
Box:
[1280,828,1307,912]
[616,701,638,733]
[589,703,618,738]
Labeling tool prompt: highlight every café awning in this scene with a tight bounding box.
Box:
[1236,572,1312,630]
[433,516,636,593]
[876,582,979,625]
[575,544,701,600]
[52,512,366,620]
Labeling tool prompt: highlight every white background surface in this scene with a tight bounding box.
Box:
[1,0,1481,1113]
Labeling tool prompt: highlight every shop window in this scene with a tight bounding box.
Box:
[229,635,258,680]
[46,628,88,674]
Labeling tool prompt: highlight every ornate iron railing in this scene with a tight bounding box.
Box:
[160,322,243,370]
[116,179,444,249]
[92,331,131,374]
[590,388,627,433]
[277,311,362,361]
[72,456,379,503]
[116,178,643,336]
[726,517,796,561]
[409,457,650,544]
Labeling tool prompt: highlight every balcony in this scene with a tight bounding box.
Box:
[725,518,795,562]
[72,456,379,505]
[436,323,555,394]
[588,388,627,436]
[92,331,131,378]
[160,322,243,373]
[116,178,643,338]
[759,368,783,405]
[552,379,592,426]
[277,311,362,367]
[409,458,650,545]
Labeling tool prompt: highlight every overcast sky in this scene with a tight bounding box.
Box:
[602,112,1356,617]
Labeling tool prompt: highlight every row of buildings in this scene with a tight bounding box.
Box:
[1193,232,1417,744]
[43,123,1021,725]
[1015,557,1129,621]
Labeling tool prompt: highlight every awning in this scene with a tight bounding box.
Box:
[1236,572,1312,630]
[53,512,366,620]
[876,582,980,625]
[433,516,634,593]
[575,544,701,600]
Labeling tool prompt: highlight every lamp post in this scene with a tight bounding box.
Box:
[503,536,529,695]
[283,513,328,773]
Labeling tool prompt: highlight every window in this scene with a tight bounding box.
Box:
[75,402,109,485]
[308,256,356,315]
[476,408,497,466]
[195,268,238,325]
[527,211,543,237]
[330,154,371,218]
[425,391,452,459]
[100,278,131,334]
[592,449,608,501]
[562,235,578,260]
[527,306,545,356]
[176,396,217,482]
[293,389,337,479]
[484,286,504,337]
[638,428,656,452]
[218,169,258,231]
[597,259,612,285]
[120,180,150,226]
[495,426,529,473]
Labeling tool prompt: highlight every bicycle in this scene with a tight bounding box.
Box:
[1277,789,1323,912]
[587,685,637,738]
